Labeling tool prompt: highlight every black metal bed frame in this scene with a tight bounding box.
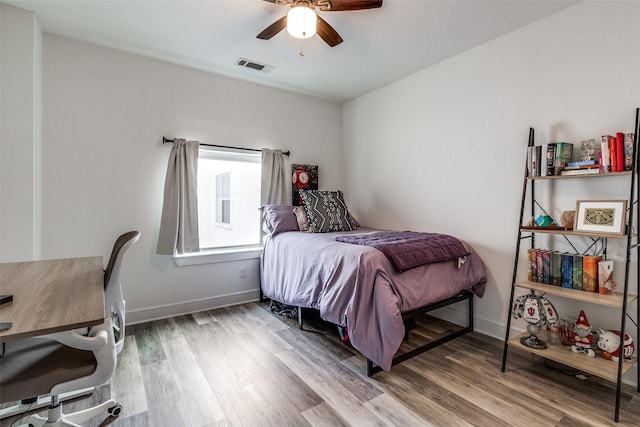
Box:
[294,290,475,377]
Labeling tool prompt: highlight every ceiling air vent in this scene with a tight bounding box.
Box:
[235,57,274,73]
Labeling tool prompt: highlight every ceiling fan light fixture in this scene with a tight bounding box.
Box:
[287,6,317,39]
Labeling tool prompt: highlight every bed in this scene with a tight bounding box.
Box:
[259,196,487,375]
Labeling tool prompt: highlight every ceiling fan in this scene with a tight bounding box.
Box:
[257,0,383,47]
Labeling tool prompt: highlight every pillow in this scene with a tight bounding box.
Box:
[261,205,299,236]
[300,190,355,233]
[349,213,361,228]
[293,206,310,232]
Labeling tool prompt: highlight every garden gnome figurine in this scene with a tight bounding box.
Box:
[571,310,595,357]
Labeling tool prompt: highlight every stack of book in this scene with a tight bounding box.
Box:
[560,160,600,176]
[527,248,604,293]
[527,142,573,177]
[599,133,635,173]
[526,132,636,177]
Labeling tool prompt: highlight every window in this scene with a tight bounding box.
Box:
[216,173,231,225]
[197,148,261,250]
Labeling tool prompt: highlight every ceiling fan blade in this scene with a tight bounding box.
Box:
[321,0,383,12]
[316,15,343,47]
[257,15,287,40]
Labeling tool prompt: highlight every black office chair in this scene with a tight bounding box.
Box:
[0,231,140,426]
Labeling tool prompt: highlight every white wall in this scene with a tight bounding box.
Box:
[38,35,343,322]
[0,4,42,262]
[5,1,639,363]
[343,0,640,355]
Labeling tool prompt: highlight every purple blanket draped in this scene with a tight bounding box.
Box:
[336,231,470,272]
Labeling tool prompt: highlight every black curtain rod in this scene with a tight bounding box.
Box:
[162,137,290,157]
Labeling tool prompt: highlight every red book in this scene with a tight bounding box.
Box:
[609,136,618,172]
[616,132,625,172]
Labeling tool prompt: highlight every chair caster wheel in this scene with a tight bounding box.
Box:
[108,403,123,417]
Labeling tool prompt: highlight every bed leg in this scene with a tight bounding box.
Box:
[469,291,474,330]
[298,306,303,329]
[404,317,417,340]
[366,359,382,377]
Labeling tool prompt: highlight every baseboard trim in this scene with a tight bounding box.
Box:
[126,289,260,325]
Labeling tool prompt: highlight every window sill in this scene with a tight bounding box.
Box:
[173,246,263,266]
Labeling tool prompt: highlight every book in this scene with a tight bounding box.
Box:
[616,132,625,172]
[527,249,534,281]
[560,168,601,176]
[542,250,551,284]
[609,135,617,172]
[530,249,538,282]
[536,249,543,282]
[601,136,611,173]
[563,163,599,170]
[598,260,616,295]
[598,149,604,173]
[545,143,556,176]
[624,133,635,171]
[540,144,550,176]
[583,255,603,292]
[553,142,573,175]
[527,145,543,176]
[572,254,583,290]
[561,253,573,288]
[550,251,562,286]
[527,146,535,176]
[567,160,596,167]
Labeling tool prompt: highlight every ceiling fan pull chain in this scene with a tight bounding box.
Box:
[300,39,305,57]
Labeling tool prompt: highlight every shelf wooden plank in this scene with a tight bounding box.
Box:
[527,171,632,180]
[508,335,636,383]
[514,281,637,308]
[519,227,628,239]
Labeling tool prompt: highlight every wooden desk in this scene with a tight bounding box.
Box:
[0,256,104,342]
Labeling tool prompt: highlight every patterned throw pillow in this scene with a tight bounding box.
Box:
[293,206,310,232]
[300,190,355,233]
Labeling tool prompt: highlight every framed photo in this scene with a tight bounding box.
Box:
[574,200,627,235]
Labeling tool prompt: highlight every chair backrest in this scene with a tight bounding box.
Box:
[104,231,140,354]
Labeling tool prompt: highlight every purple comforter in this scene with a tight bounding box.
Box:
[260,228,487,371]
[335,231,470,272]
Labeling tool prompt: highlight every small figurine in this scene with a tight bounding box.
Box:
[535,215,554,227]
[597,330,635,362]
[571,310,595,357]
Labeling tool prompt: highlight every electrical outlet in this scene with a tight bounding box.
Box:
[239,267,247,278]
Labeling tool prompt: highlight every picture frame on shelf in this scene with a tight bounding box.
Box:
[574,200,627,235]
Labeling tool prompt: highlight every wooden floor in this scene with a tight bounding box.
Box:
[2,301,640,426]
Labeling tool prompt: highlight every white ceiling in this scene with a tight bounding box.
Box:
[5,0,578,102]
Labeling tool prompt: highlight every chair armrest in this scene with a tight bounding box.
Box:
[34,320,111,351]
[52,329,108,351]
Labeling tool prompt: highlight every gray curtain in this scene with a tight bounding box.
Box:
[260,149,288,205]
[157,139,200,255]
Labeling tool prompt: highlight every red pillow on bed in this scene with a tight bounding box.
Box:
[261,205,299,236]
